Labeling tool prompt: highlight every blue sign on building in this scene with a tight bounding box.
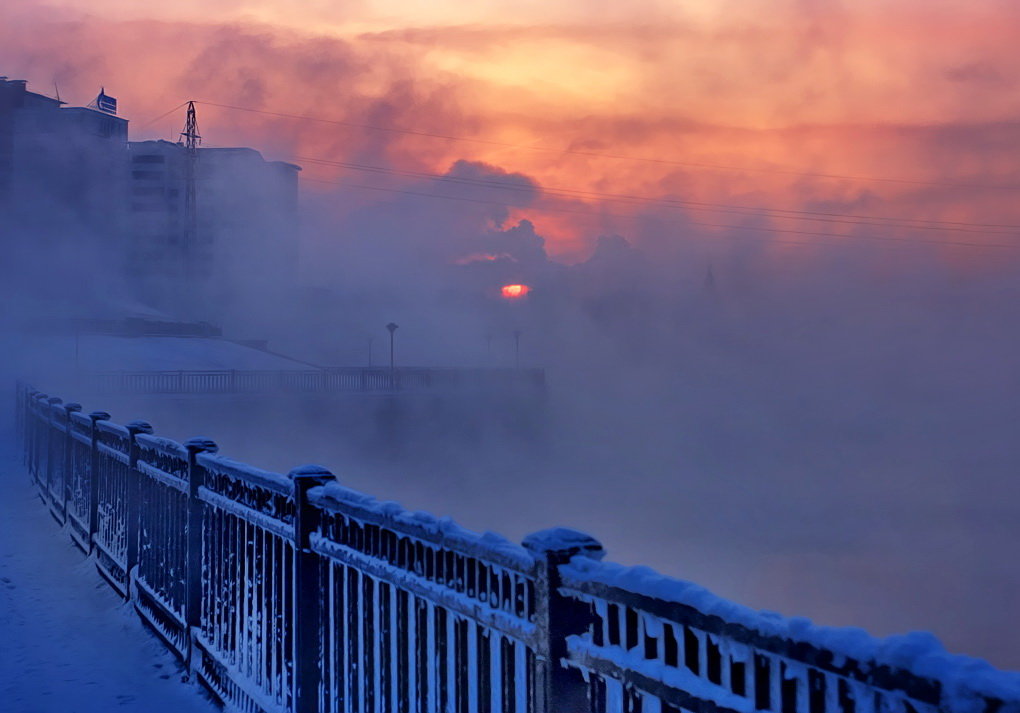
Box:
[94,88,117,115]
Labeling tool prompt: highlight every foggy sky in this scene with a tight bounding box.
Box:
[3,0,1020,259]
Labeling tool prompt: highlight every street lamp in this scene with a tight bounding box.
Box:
[513,329,522,370]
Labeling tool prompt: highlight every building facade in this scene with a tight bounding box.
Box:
[0,77,129,260]
[127,141,301,318]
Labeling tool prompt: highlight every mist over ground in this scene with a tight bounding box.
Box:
[6,211,1018,669]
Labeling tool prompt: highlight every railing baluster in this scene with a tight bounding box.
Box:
[184,437,218,674]
[522,529,605,713]
[290,464,336,713]
[86,410,111,552]
[124,420,154,600]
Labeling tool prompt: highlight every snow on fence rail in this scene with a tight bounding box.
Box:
[15,381,1020,713]
[82,368,546,395]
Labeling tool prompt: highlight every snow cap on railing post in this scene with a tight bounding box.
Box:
[523,528,606,563]
[183,437,218,676]
[124,421,154,601]
[523,528,605,713]
[289,464,335,552]
[289,464,336,713]
[185,437,218,455]
[126,420,153,436]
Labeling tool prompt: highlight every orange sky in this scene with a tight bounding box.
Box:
[3,0,1019,261]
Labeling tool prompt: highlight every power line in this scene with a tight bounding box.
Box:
[136,102,189,130]
[191,136,1020,234]
[296,155,1020,236]
[302,177,1020,251]
[150,100,1020,249]
[193,100,1020,192]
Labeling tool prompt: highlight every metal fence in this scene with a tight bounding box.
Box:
[15,381,1018,713]
[81,368,546,395]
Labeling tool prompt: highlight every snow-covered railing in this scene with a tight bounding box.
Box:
[555,558,1020,713]
[81,367,546,395]
[14,381,1020,713]
[308,481,542,713]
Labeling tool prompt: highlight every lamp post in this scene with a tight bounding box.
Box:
[386,323,398,371]
[513,329,522,370]
[386,323,399,390]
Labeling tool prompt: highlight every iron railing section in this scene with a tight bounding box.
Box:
[134,433,191,655]
[309,483,539,713]
[556,558,995,713]
[92,419,132,592]
[194,453,298,713]
[12,381,1019,713]
[29,394,49,487]
[82,368,546,395]
[44,400,61,510]
[66,410,93,546]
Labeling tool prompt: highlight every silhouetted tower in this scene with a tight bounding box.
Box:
[178,101,201,277]
[704,264,717,294]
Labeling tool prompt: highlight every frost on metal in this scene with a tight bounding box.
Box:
[13,381,1020,713]
[560,557,1020,713]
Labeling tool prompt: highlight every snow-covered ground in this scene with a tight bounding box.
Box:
[0,422,216,713]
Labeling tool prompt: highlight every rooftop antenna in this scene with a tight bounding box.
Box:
[52,81,61,103]
[178,101,201,279]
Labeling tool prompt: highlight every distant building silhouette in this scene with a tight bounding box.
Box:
[1,77,301,325]
[0,77,128,252]
[127,140,300,313]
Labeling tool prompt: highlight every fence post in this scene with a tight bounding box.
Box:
[61,403,82,520]
[124,420,154,600]
[523,528,606,713]
[87,410,111,553]
[290,464,336,713]
[184,437,219,674]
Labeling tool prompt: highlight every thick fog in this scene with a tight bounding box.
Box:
[4,125,1020,675]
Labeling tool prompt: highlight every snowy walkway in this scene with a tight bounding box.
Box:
[0,427,216,713]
